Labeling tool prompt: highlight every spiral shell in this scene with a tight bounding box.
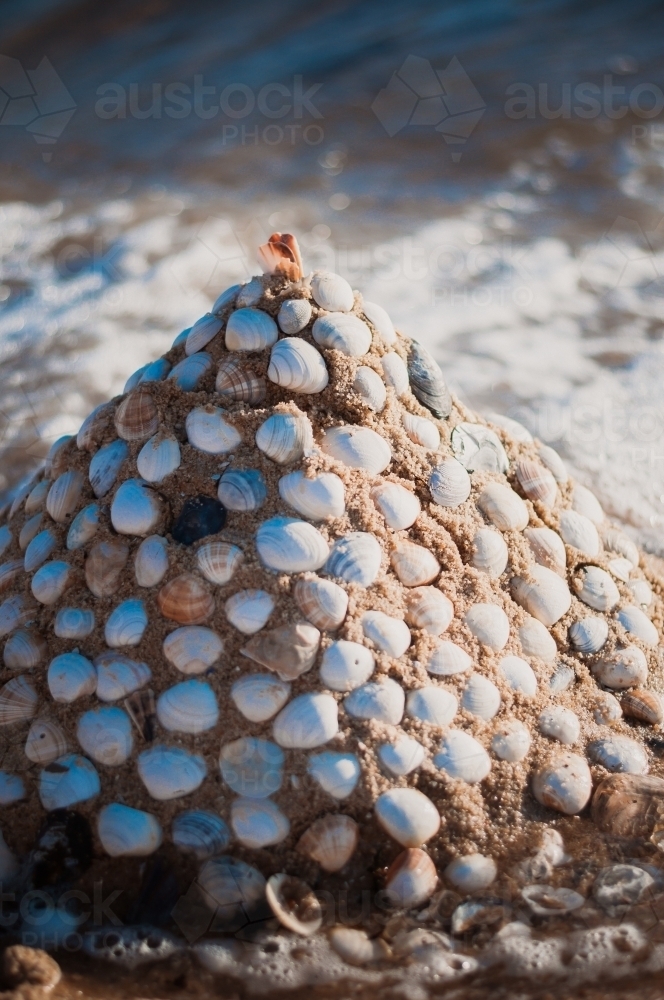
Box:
[186,406,241,455]
[371,482,420,530]
[138,745,207,800]
[428,458,471,508]
[434,730,491,783]
[472,527,508,577]
[110,479,162,536]
[85,539,129,598]
[573,565,620,612]
[104,599,148,647]
[185,313,223,355]
[168,352,212,390]
[136,432,181,483]
[344,678,405,725]
[277,298,312,334]
[268,338,328,394]
[478,482,529,532]
[157,574,214,625]
[114,389,159,442]
[427,640,472,676]
[407,341,451,419]
[321,425,391,474]
[325,532,382,586]
[0,675,38,725]
[89,439,129,498]
[225,307,278,351]
[390,540,439,587]
[311,271,354,312]
[532,752,592,815]
[3,628,46,670]
[402,412,440,450]
[516,459,557,507]
[53,607,95,640]
[256,517,328,573]
[375,788,440,847]
[353,367,386,412]
[617,605,659,646]
[156,680,219,733]
[569,616,608,653]
[217,469,266,512]
[381,352,409,394]
[255,412,313,465]
[225,590,274,635]
[32,561,74,605]
[451,422,508,473]
[524,526,567,577]
[23,532,56,573]
[46,470,83,523]
[163,625,223,675]
[461,674,501,720]
[465,603,509,651]
[319,640,374,692]
[241,623,320,681]
[312,313,372,357]
[196,541,243,586]
[48,651,96,703]
[278,471,345,521]
[559,510,600,557]
[77,706,134,766]
[25,719,69,765]
[230,674,291,723]
[293,576,348,631]
[215,357,266,404]
[272,692,338,749]
[171,811,230,860]
[518,616,557,662]
[297,814,359,873]
[66,504,100,550]
[362,300,396,345]
[511,565,571,627]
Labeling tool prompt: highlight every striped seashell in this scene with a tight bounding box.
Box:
[0,525,12,557]
[256,517,328,573]
[353,366,386,412]
[308,751,360,799]
[511,565,571,626]
[588,735,648,775]
[434,730,491,783]
[77,706,134,766]
[0,595,34,638]
[85,539,129,598]
[8,480,33,520]
[219,736,283,799]
[381,352,409,395]
[572,484,604,525]
[157,574,214,625]
[76,401,116,451]
[629,579,652,608]
[321,425,391,474]
[197,855,266,931]
[344,678,405,725]
[278,470,345,521]
[325,532,382,586]
[66,503,100,550]
[138,745,207,800]
[185,314,223,355]
[114,389,159,442]
[319,640,375,692]
[573,565,620,612]
[461,674,501,720]
[559,510,599,557]
[19,514,42,550]
[428,458,471,508]
[215,357,266,404]
[445,854,497,893]
[24,479,51,515]
[499,655,537,695]
[532,752,592,815]
[524,526,567,577]
[277,298,312,334]
[362,300,396,345]
[39,754,100,811]
[402,412,440,450]
[312,313,372,356]
[371,482,420,530]
[98,803,163,857]
[268,338,328,394]
[24,531,56,572]
[260,234,303,279]
[225,590,275,634]
[110,479,162,536]
[539,705,580,744]
[375,788,440,847]
[407,685,457,726]
[477,482,529,532]
[3,628,46,669]
[95,652,151,702]
[0,676,38,725]
[391,540,439,587]
[134,535,169,588]
[46,470,83,523]
[427,640,472,676]
[156,680,218,733]
[491,719,531,762]
[168,352,212,390]
[45,435,73,479]
[549,662,575,693]
[236,276,264,308]
[48,652,96,702]
[241,623,320,681]
[272,692,339,748]
[232,799,290,849]
[255,412,313,465]
[196,541,243,585]
[385,849,438,910]
[297,814,359,873]
[89,439,129,497]
[617,605,659,646]
[231,673,291,723]
[311,271,354,312]
[136,433,181,483]
[32,561,74,605]
[593,691,623,725]
[465,603,510,651]
[139,357,171,384]
[407,341,451,419]
[472,527,508,577]
[569,616,609,653]
[519,616,557,662]
[608,557,632,583]
[378,735,426,777]
[622,689,663,726]
[25,719,68,765]
[172,810,230,860]
[293,576,348,631]
[603,528,639,568]
[212,283,241,314]
[0,559,22,593]
[163,625,223,675]
[362,611,410,657]
[405,587,453,635]
[186,406,241,455]
[538,444,568,484]
[105,599,148,647]
[225,307,278,352]
[54,607,95,640]
[451,422,509,474]
[516,459,557,507]
[217,469,266,512]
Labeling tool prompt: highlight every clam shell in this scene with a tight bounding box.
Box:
[89,439,129,498]
[19,514,42,551]
[98,803,163,857]
[272,692,338,749]
[185,313,223,355]
[39,754,100,811]
[94,652,151,702]
[312,313,371,357]
[266,873,320,935]
[603,528,639,568]
[532,752,592,815]
[230,674,291,723]
[405,587,453,635]
[46,470,83,523]
[157,574,214,624]
[573,565,620,612]
[138,744,207,800]
[256,517,328,573]
[559,510,600,557]
[196,541,243,585]
[134,535,169,588]
[297,814,359,873]
[445,854,497,893]
[48,652,96,702]
[321,425,391,473]
[593,691,623,725]
[491,719,531,762]
[0,596,34,638]
[344,678,405,725]
[391,541,440,587]
[124,365,148,391]
[236,276,264,308]
[278,470,345,521]
[325,532,382,586]
[451,423,508,473]
[171,810,230,859]
[0,528,11,561]
[385,849,438,909]
[0,559,22,593]
[24,479,50,515]
[54,607,95,640]
[588,735,648,775]
[277,298,312,334]
[212,283,241,314]
[572,484,604,525]
[617,605,659,646]
[66,503,100,549]
[255,412,313,465]
[371,482,420,530]
[407,685,457,726]
[538,706,580,744]
[427,640,472,676]
[3,628,46,669]
[353,366,386,411]
[241,623,320,681]
[225,307,278,352]
[511,565,571,626]
[232,799,290,849]
[104,599,148,648]
[136,432,181,483]
[592,864,655,916]
[378,735,426,776]
[215,357,266,404]
[85,539,129,598]
[568,616,608,653]
[402,412,440,449]
[434,730,491,783]
[461,674,501,720]
[156,680,219,733]
[622,689,663,726]
[407,341,451,419]
[362,300,396,345]
[220,736,283,799]
[608,558,632,582]
[217,469,267,512]
[518,616,557,662]
[629,579,652,608]
[268,338,328,394]
[465,603,510,651]
[524,526,567,577]
[45,435,73,478]
[110,479,162,536]
[24,531,56,573]
[32,561,74,605]
[114,389,159,442]
[516,459,557,507]
[362,611,411,657]
[307,751,360,799]
[549,662,575,693]
[163,625,223,675]
[77,706,134,766]
[139,357,171,384]
[0,675,38,725]
[311,271,354,312]
[521,884,585,917]
[25,719,69,765]
[375,788,440,847]
[293,576,348,631]
[197,855,266,928]
[225,590,274,635]
[499,655,537,696]
[381,352,409,395]
[477,482,529,532]
[538,444,568,484]
[428,458,471,508]
[168,352,212,390]
[472,527,508,577]
[186,406,241,455]
[77,401,115,451]
[319,640,375,692]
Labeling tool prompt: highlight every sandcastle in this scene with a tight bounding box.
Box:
[0,232,663,948]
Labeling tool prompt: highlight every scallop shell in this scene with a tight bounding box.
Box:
[230,674,291,723]
[407,685,457,726]
[256,517,328,573]
[344,678,405,725]
[325,533,382,586]
[89,439,129,498]
[559,510,600,557]
[538,444,568,484]
[375,788,440,847]
[405,587,453,635]
[156,680,219,733]
[134,535,169,588]
[77,706,134,766]
[516,459,557,507]
[0,675,38,725]
[572,484,604,525]
[464,603,510,651]
[362,300,396,345]
[265,873,320,934]
[48,652,96,703]
[157,574,214,625]
[538,706,580,744]
[76,401,115,451]
[477,482,529,532]
[232,801,292,847]
[186,406,241,455]
[114,389,159,442]
[371,482,420,530]
[307,751,360,799]
[461,674,501,720]
[25,719,69,765]
[0,559,22,593]
[136,433,181,483]
[219,736,283,799]
[472,527,508,577]
[593,691,623,725]
[255,412,313,465]
[138,745,207,800]
[312,313,371,357]
[621,689,663,726]
[272,692,338,748]
[54,607,95,640]
[197,855,266,929]
[94,652,151,702]
[19,514,41,551]
[278,471,345,521]
[24,479,50,514]
[434,730,491,783]
[66,503,100,550]
[277,298,312,334]
[196,541,243,585]
[603,528,639,568]
[390,541,439,587]
[311,271,354,312]
[573,565,620,612]
[491,719,531,762]
[385,849,438,910]
[617,605,659,646]
[168,352,212,390]
[321,425,391,473]
[3,628,46,669]
[568,616,608,653]
[217,469,266,512]
[293,576,348,631]
[39,754,100,811]
[588,735,648,775]
[215,357,266,404]
[46,470,83,523]
[428,458,471,508]
[381,352,409,394]
[212,283,241,314]
[518,616,557,662]
[407,341,451,418]
[532,752,592,815]
[97,803,163,857]
[268,338,328,394]
[185,313,223,355]
[0,596,34,638]
[24,531,56,573]
[427,640,472,676]
[319,640,375,692]
[451,423,509,473]
[511,565,571,626]
[499,655,537,696]
[297,814,359,873]
[45,435,73,478]
[163,626,223,675]
[241,623,320,681]
[32,561,74,605]
[104,599,148,647]
[353,366,386,412]
[524,526,567,577]
[445,854,497,893]
[362,611,411,657]
[110,479,162,536]
[629,579,652,608]
[402,412,440,449]
[171,810,230,860]
[225,307,278,352]
[85,539,129,598]
[378,735,426,776]
[225,590,275,635]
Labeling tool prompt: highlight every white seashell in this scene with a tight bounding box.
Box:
[48,652,96,703]
[311,271,354,312]
[25,719,68,765]
[511,565,571,626]
[104,599,147,647]
[588,735,648,775]
[3,628,46,669]
[225,590,274,634]
[519,616,557,662]
[213,355,267,404]
[617,605,659,646]
[32,561,73,605]
[559,510,600,557]
[77,706,134,766]
[236,277,263,308]
[46,470,83,522]
[407,685,457,726]
[427,640,473,676]
[320,640,374,692]
[375,788,440,847]
[428,458,471,508]
[39,754,100,811]
[538,444,568,484]
[231,674,290,723]
[573,565,620,612]
[381,352,409,395]
[25,479,51,514]
[94,652,151,702]
[539,706,580,744]
[163,625,223,674]
[371,482,420,530]
[256,517,328,573]
[212,283,241,314]
[231,798,290,849]
[186,406,241,455]
[265,873,321,936]
[138,745,206,800]
[391,541,439,587]
[344,678,405,725]
[325,532,382,586]
[171,811,230,859]
[461,674,501,720]
[402,412,440,449]
[66,504,100,550]
[168,352,212,390]
[156,680,218,733]
[572,484,604,525]
[472,527,508,577]
[89,440,129,498]
[569,616,608,653]
[465,603,510,651]
[110,479,162,536]
[219,737,283,799]
[362,611,410,657]
[0,675,38,725]
[353,366,386,411]
[524,526,567,577]
[294,576,348,631]
[0,772,25,805]
[532,752,592,815]
[225,307,278,351]
[217,469,266,512]
[434,730,491,783]
[24,530,57,572]
[499,655,537,695]
[255,412,313,464]
[405,587,453,636]
[407,341,451,418]
[491,720,531,762]
[363,301,396,344]
[97,803,163,857]
[591,645,648,689]
[593,691,623,725]
[603,528,639,568]
[297,814,359,873]
[608,557,632,582]
[273,692,338,748]
[378,735,426,777]
[629,579,652,608]
[451,423,508,473]
[268,338,328,394]
[385,850,439,911]
[134,535,169,587]
[321,425,391,473]
[278,470,345,521]
[136,433,181,483]
[185,313,223,355]
[445,854,497,893]
[478,482,529,532]
[196,541,243,585]
[549,662,575,693]
[308,751,360,799]
[277,298,312,334]
[521,884,585,916]
[516,459,558,508]
[0,596,33,639]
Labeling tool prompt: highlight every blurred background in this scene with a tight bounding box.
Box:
[1,0,664,548]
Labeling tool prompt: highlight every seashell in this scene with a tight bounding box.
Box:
[465,603,510,651]
[279,470,345,521]
[225,307,278,352]
[472,527,508,577]
[89,439,129,498]
[0,676,38,725]
[139,357,171,384]
[156,680,219,734]
[573,565,620,612]
[521,884,585,917]
[85,539,129,598]
[532,752,592,815]
[232,798,290,849]
[231,673,291,723]
[524,526,567,577]
[0,559,22,594]
[186,406,241,455]
[363,300,396,345]
[157,574,214,624]
[255,412,313,464]
[168,352,212,390]
[558,510,599,557]
[260,234,303,281]
[344,678,405,725]
[593,691,623,725]
[225,590,274,635]
[39,754,100,811]
[236,276,264,308]
[325,532,382,586]
[519,616,557,662]
[402,412,440,449]
[603,528,639,568]
[124,365,148,392]
[375,788,440,847]
[197,855,267,930]
[516,459,557,507]
[428,458,471,508]
[268,338,328,394]
[608,557,632,582]
[491,719,531,762]
[163,625,223,675]
[0,595,34,638]
[8,480,33,520]
[451,423,509,473]
[572,484,604,525]
[321,425,391,473]
[617,605,659,646]
[98,803,163,857]
[172,811,230,860]
[138,744,207,800]
[461,674,501,720]
[407,685,457,726]
[391,541,439,587]
[136,433,181,483]
[434,730,491,783]
[104,599,148,647]
[3,628,46,669]
[381,352,409,395]
[76,401,116,451]
[114,389,159,443]
[32,561,74,605]
[308,751,360,799]
[511,565,571,626]
[385,849,438,910]
[256,517,328,573]
[549,662,575,693]
[629,579,652,608]
[77,706,134,766]
[25,719,68,765]
[19,513,42,550]
[569,616,608,653]
[220,736,283,800]
[217,469,266,512]
[185,313,223,355]
[134,535,169,587]
[0,525,12,557]
[622,689,663,726]
[212,283,241,314]
[538,706,580,744]
[124,688,156,741]
[297,814,359,873]
[24,531,56,573]
[242,623,320,681]
[24,479,51,514]
[215,357,266,404]
[46,470,83,523]
[110,479,162,536]
[407,341,451,419]
[371,482,420,530]
[478,482,529,532]
[378,735,426,776]
[588,736,648,775]
[445,854,497,893]
[405,587,453,636]
[266,873,321,936]
[48,652,96,702]
[362,611,411,657]
[592,864,655,916]
[66,503,100,549]
[591,773,664,839]
[499,655,537,696]
[196,541,243,585]
[538,444,568,484]
[294,576,348,631]
[427,640,472,676]
[95,651,151,702]
[311,271,354,312]
[272,692,338,748]
[277,297,312,334]
[353,366,386,412]
[320,640,375,692]
[45,435,73,478]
